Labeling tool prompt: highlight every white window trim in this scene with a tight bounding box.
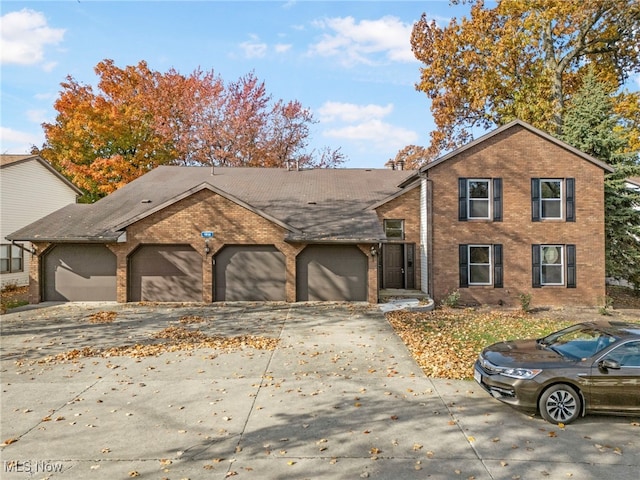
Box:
[0,244,24,274]
[468,244,492,286]
[467,179,491,220]
[540,244,564,286]
[384,219,405,239]
[540,179,563,220]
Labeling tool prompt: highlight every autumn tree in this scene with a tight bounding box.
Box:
[410,0,640,158]
[561,72,640,289]
[385,144,433,170]
[40,60,344,201]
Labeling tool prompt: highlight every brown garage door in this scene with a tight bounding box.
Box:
[296,245,367,301]
[214,245,285,301]
[129,245,202,302]
[44,244,117,301]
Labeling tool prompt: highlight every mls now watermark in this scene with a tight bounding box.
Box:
[4,460,65,475]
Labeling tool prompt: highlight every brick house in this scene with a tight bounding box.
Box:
[418,120,612,307]
[7,120,613,307]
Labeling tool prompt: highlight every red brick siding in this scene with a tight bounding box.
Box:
[375,185,422,290]
[104,189,380,303]
[427,126,606,307]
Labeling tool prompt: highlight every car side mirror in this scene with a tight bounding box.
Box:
[599,359,621,370]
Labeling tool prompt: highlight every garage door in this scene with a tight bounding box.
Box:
[214,245,285,301]
[296,245,367,301]
[129,245,202,302]
[44,244,117,301]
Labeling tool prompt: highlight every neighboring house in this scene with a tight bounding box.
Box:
[0,155,82,288]
[7,120,613,307]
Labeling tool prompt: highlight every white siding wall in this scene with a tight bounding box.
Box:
[420,176,429,295]
[1,160,78,287]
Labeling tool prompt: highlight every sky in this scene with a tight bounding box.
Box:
[0,0,482,168]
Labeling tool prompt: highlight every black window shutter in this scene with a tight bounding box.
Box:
[493,244,503,288]
[459,244,469,288]
[458,178,467,221]
[493,178,502,222]
[566,244,576,288]
[532,244,541,288]
[565,178,575,222]
[531,178,540,222]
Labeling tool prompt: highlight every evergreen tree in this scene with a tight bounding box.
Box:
[562,72,640,290]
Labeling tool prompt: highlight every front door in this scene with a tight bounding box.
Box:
[384,244,404,288]
[382,243,415,289]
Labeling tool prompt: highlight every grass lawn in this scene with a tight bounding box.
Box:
[387,286,640,380]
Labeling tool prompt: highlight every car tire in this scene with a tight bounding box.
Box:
[538,384,582,424]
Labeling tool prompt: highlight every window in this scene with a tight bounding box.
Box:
[459,244,503,288]
[604,341,640,367]
[468,180,490,219]
[459,178,502,221]
[1,244,24,273]
[532,244,576,288]
[531,178,575,221]
[384,219,404,239]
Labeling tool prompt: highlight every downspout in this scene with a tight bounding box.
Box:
[419,173,434,298]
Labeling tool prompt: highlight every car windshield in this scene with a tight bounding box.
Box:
[538,325,617,360]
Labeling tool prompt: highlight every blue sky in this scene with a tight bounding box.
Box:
[0,0,478,168]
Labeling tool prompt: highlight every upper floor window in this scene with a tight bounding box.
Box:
[0,244,24,274]
[458,178,502,221]
[384,219,404,239]
[468,180,490,219]
[532,178,575,221]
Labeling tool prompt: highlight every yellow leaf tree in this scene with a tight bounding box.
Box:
[410,0,640,158]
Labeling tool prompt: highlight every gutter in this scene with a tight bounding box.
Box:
[11,240,36,255]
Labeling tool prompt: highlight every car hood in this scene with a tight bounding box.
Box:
[482,339,575,368]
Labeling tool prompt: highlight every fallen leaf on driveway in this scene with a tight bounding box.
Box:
[88,311,117,323]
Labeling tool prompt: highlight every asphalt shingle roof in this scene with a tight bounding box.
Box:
[7,167,417,243]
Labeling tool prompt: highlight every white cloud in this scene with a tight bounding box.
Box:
[309,15,416,66]
[0,8,65,67]
[318,101,418,153]
[239,35,268,59]
[318,101,394,123]
[275,43,292,54]
[0,127,43,154]
[324,119,418,147]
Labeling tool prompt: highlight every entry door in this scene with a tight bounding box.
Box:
[382,243,415,289]
[384,244,404,288]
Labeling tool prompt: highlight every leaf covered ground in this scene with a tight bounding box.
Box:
[387,309,577,380]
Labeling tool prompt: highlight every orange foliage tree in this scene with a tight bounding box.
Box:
[409,0,640,159]
[40,60,344,201]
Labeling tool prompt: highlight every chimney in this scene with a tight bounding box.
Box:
[385,160,396,170]
[396,159,405,170]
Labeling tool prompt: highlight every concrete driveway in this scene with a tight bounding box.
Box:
[1,302,638,479]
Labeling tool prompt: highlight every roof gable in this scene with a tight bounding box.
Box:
[419,120,615,174]
[0,154,83,196]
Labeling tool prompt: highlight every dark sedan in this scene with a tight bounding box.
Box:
[474,320,640,424]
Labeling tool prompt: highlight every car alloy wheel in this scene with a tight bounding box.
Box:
[539,384,581,424]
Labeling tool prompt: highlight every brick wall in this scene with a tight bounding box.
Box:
[108,189,301,302]
[427,125,607,307]
[375,184,422,290]
[104,189,381,303]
